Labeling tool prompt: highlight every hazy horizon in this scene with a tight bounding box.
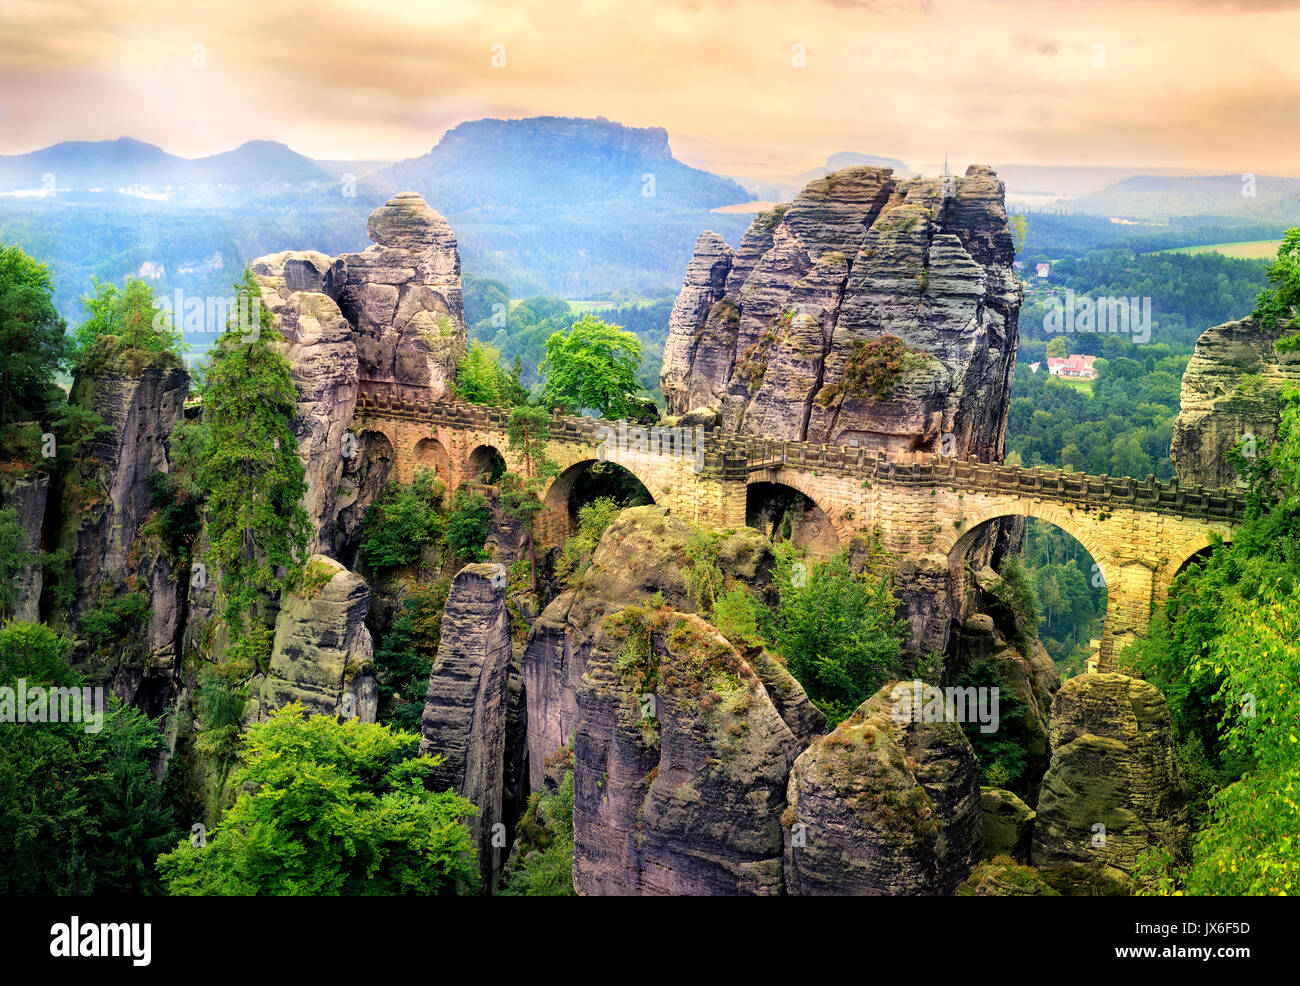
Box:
[4,0,1299,179]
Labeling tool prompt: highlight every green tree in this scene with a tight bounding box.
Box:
[501,769,576,896]
[198,269,309,640]
[539,314,642,417]
[0,244,66,448]
[360,468,446,571]
[1251,227,1300,334]
[72,276,184,363]
[446,487,491,563]
[0,507,34,620]
[454,341,527,407]
[767,544,906,726]
[156,703,479,895]
[500,406,560,592]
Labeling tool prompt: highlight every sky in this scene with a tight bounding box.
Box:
[2,0,1299,178]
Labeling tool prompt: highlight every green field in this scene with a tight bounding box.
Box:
[1153,239,1281,260]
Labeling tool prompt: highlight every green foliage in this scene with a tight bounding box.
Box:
[711,585,763,648]
[198,269,309,635]
[446,487,491,563]
[0,622,180,895]
[818,335,914,403]
[80,592,151,656]
[501,770,576,896]
[360,468,447,571]
[539,314,642,417]
[768,543,906,726]
[953,657,1031,790]
[555,496,620,584]
[985,556,1040,657]
[373,578,451,731]
[146,470,203,562]
[454,341,528,407]
[501,406,560,591]
[0,243,66,460]
[0,507,34,620]
[72,276,184,368]
[156,703,479,895]
[1250,227,1300,334]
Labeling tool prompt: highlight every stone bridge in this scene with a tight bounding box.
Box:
[352,391,1246,668]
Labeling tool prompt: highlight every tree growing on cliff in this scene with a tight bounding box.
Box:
[1252,227,1300,336]
[198,269,308,644]
[501,405,560,592]
[155,703,479,895]
[538,314,642,418]
[0,244,66,456]
[72,276,184,367]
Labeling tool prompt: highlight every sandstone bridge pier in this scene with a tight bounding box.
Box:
[353,390,1247,669]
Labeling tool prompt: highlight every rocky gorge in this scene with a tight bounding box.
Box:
[4,168,1201,896]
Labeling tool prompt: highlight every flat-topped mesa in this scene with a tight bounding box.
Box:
[660,164,1021,462]
[328,192,467,402]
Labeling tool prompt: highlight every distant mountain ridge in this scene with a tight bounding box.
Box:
[0,136,329,192]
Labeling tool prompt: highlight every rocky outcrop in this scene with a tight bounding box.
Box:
[252,555,377,723]
[328,192,466,402]
[419,564,513,884]
[1171,316,1300,487]
[250,252,360,555]
[957,857,1059,896]
[661,165,1021,461]
[0,472,48,622]
[1031,672,1188,885]
[782,682,982,895]
[58,359,190,711]
[523,505,787,789]
[573,609,802,895]
[981,787,1035,860]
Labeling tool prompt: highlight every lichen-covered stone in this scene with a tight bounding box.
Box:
[782,682,982,895]
[957,856,1060,896]
[1031,672,1188,885]
[1171,316,1300,488]
[0,472,48,622]
[981,786,1035,860]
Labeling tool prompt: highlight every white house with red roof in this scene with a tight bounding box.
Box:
[1046,354,1097,380]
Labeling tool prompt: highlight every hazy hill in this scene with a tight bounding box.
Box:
[1064,173,1300,222]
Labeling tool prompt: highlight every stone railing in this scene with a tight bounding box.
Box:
[355,393,1248,524]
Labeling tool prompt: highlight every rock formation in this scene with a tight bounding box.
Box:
[661,165,1021,460]
[56,357,190,712]
[782,682,982,895]
[574,609,803,895]
[328,192,466,402]
[250,251,360,555]
[1171,316,1300,487]
[981,787,1035,860]
[251,555,377,723]
[419,564,513,883]
[1031,672,1188,886]
[0,472,48,622]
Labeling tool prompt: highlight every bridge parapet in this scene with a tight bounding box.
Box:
[353,393,1248,524]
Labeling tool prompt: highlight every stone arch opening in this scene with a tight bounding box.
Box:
[745,481,840,559]
[540,459,655,545]
[948,514,1107,680]
[413,436,450,483]
[467,444,507,484]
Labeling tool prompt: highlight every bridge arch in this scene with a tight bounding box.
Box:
[413,436,450,483]
[746,469,849,550]
[538,457,662,547]
[745,477,842,558]
[467,443,507,484]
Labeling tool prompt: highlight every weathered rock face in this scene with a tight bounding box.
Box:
[419,564,513,883]
[0,472,48,622]
[1031,672,1188,884]
[252,555,376,724]
[573,610,802,895]
[782,682,982,895]
[661,166,1021,461]
[1171,316,1300,488]
[523,505,793,789]
[251,252,360,555]
[328,192,467,402]
[957,858,1059,896]
[981,787,1035,861]
[59,361,190,711]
